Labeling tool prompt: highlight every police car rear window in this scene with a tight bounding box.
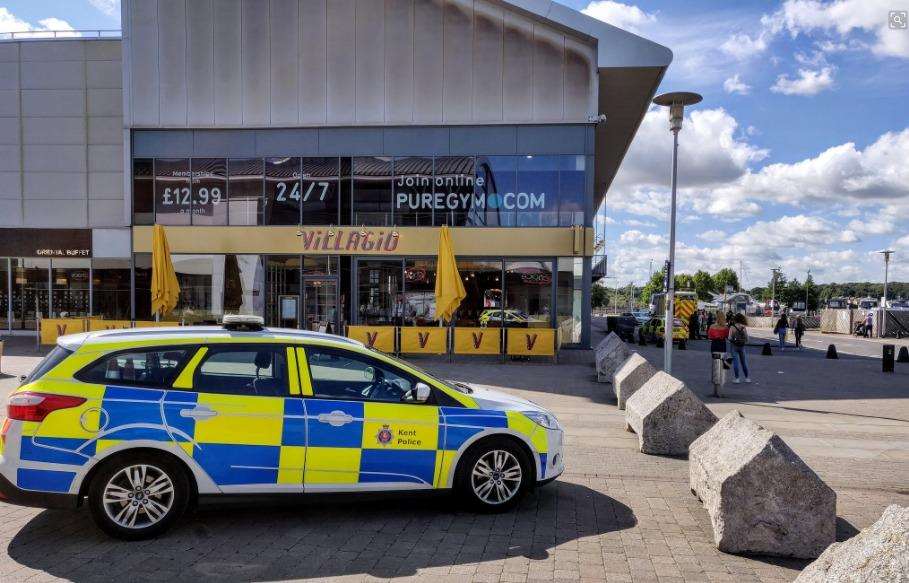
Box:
[24,345,73,384]
[77,348,191,387]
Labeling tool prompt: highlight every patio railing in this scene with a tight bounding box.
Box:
[0,29,121,41]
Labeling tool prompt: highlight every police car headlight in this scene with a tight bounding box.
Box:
[522,411,561,430]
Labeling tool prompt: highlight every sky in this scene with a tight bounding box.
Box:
[1,0,907,289]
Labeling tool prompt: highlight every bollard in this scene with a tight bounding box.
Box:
[882,344,895,373]
[826,344,838,359]
[897,346,909,363]
[655,337,664,348]
[761,342,772,356]
[711,352,725,398]
[639,331,647,346]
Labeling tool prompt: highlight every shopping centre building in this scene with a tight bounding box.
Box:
[0,0,670,348]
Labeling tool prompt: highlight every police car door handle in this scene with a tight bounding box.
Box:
[181,406,218,420]
[317,410,354,427]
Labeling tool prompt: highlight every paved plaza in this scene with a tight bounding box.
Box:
[0,326,906,582]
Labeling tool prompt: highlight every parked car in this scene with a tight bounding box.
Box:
[641,316,688,349]
[630,310,652,325]
[605,314,637,342]
[0,316,564,540]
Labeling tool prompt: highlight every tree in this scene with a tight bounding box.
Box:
[639,269,666,307]
[713,268,740,293]
[692,270,715,301]
[675,273,695,291]
[591,284,609,309]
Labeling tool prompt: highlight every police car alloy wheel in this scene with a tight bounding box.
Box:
[88,453,190,540]
[457,439,531,511]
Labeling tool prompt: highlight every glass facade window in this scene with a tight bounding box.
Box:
[403,259,437,325]
[517,156,559,227]
[191,158,228,225]
[353,157,393,226]
[504,260,552,327]
[228,158,264,226]
[12,258,50,330]
[222,255,266,318]
[265,255,301,328]
[92,258,131,320]
[301,157,340,225]
[393,157,434,226]
[133,158,154,225]
[433,156,477,227]
[559,156,586,226]
[357,259,401,325]
[0,259,9,329]
[475,156,516,227]
[454,259,503,326]
[557,257,583,344]
[265,157,302,225]
[51,258,90,318]
[154,158,192,225]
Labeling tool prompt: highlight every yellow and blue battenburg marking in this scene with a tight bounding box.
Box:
[12,382,550,493]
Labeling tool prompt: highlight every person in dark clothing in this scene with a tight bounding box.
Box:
[689,311,700,340]
[794,315,806,350]
[706,311,716,328]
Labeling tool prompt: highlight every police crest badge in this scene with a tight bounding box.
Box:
[376,424,393,446]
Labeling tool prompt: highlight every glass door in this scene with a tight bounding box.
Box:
[303,279,338,334]
[266,256,301,328]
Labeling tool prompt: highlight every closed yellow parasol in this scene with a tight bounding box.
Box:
[434,225,466,324]
[151,224,180,317]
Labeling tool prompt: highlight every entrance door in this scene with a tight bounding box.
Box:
[266,256,301,328]
[303,279,338,334]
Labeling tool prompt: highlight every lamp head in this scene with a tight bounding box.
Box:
[653,91,703,132]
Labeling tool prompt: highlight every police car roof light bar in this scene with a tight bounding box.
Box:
[222,315,266,332]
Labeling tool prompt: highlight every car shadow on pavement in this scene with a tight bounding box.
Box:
[8,481,636,581]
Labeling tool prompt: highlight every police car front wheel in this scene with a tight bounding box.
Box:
[457,439,531,511]
[88,453,190,540]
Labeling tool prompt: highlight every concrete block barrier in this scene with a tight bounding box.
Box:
[689,410,836,558]
[613,352,658,410]
[595,332,631,383]
[795,504,908,582]
[624,371,718,455]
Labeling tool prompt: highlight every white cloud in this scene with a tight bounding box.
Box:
[727,215,859,248]
[723,74,752,95]
[848,216,896,235]
[89,0,120,18]
[624,218,656,228]
[619,230,666,246]
[771,67,835,95]
[581,1,656,33]
[0,8,77,37]
[697,229,728,242]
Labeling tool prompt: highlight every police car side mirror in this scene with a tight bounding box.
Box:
[414,382,431,403]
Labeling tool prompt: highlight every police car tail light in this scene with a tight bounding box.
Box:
[7,392,86,422]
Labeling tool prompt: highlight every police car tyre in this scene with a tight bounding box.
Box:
[87,452,190,540]
[456,438,532,512]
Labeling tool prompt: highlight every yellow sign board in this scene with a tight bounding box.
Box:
[400,327,448,354]
[40,318,88,345]
[506,328,556,357]
[347,326,396,353]
[134,320,180,328]
[453,327,501,355]
[88,319,132,331]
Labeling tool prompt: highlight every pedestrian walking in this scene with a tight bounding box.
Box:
[689,310,700,340]
[773,313,789,351]
[864,311,873,338]
[794,315,805,350]
[728,313,750,383]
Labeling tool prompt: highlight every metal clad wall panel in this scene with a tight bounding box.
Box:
[443,0,473,123]
[213,0,242,124]
[532,24,564,122]
[384,0,414,123]
[158,0,188,125]
[472,0,503,122]
[300,0,328,124]
[326,0,356,123]
[413,0,443,122]
[242,0,270,124]
[187,0,215,125]
[502,10,533,122]
[21,61,85,90]
[270,0,300,124]
[130,0,159,124]
[564,36,596,120]
[355,0,385,124]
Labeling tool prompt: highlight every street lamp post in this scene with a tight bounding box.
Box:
[771,267,781,314]
[653,91,702,374]
[805,268,811,314]
[878,250,894,337]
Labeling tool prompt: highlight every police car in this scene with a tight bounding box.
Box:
[0,316,563,540]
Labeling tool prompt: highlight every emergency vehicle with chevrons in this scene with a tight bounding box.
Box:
[0,316,564,540]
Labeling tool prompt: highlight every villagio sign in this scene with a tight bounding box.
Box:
[0,228,92,258]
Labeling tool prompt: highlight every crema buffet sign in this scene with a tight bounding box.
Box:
[0,228,92,257]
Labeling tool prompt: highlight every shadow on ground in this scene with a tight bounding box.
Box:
[8,482,635,581]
